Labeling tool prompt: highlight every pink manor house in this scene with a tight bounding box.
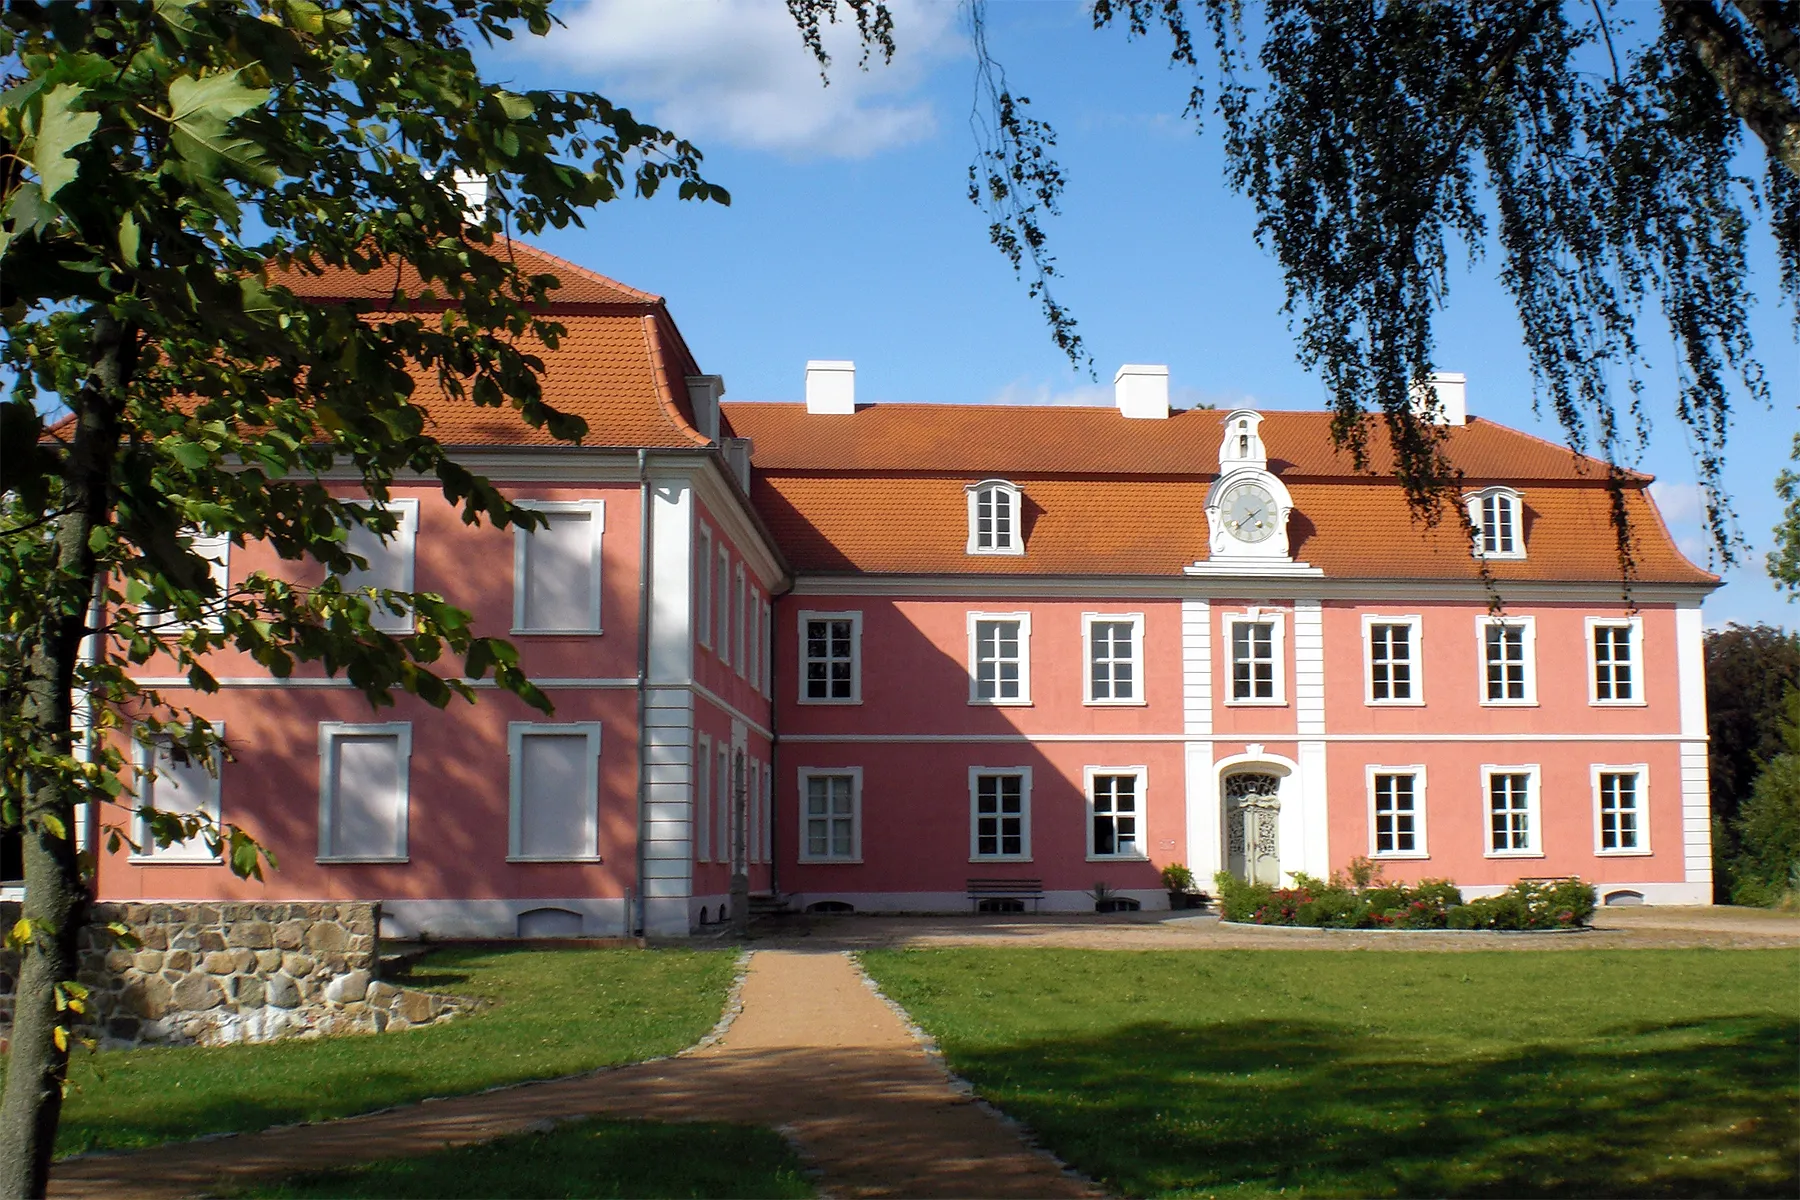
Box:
[89,243,1720,937]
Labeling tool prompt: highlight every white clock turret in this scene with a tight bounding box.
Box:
[1193,409,1316,575]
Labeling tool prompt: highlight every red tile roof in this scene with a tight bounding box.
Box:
[272,240,663,308]
[725,402,1714,586]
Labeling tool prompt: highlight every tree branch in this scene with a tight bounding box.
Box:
[1730,0,1800,81]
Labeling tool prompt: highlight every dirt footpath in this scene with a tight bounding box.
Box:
[750,903,1800,952]
[50,950,1097,1200]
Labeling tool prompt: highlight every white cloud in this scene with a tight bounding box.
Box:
[519,0,957,159]
[1649,480,1707,526]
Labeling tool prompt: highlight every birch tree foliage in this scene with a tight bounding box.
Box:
[0,2,725,1194]
[959,0,1797,565]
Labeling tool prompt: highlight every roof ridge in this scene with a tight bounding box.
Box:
[506,240,663,305]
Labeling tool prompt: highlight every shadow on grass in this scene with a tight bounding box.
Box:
[954,1015,1797,1198]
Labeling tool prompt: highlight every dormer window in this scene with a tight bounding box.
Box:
[1467,487,1525,559]
[966,480,1024,556]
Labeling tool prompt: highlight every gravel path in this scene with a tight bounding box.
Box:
[751,903,1800,952]
[50,950,1097,1200]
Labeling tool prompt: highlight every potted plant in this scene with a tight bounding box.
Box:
[1161,863,1203,909]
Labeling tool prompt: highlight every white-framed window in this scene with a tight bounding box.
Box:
[1083,613,1146,705]
[761,759,773,862]
[695,525,713,649]
[717,743,732,866]
[744,755,759,864]
[733,564,747,678]
[968,612,1032,705]
[1085,766,1146,860]
[1483,765,1542,857]
[317,722,411,863]
[338,498,419,634]
[507,722,602,862]
[1594,765,1650,855]
[1467,487,1526,559]
[799,610,861,704]
[760,600,772,696]
[512,500,604,633]
[1224,611,1285,705]
[1588,617,1645,705]
[965,479,1024,555]
[1478,616,1537,705]
[1363,614,1423,705]
[696,732,712,862]
[800,767,861,862]
[745,585,759,686]
[715,546,731,666]
[969,767,1031,861]
[143,530,232,633]
[131,729,224,863]
[1367,765,1428,858]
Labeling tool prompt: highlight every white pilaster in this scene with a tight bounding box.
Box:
[1181,598,1215,880]
[1293,599,1329,877]
[642,475,697,936]
[1674,602,1712,895]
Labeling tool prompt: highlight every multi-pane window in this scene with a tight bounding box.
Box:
[696,733,712,862]
[1371,771,1422,856]
[318,723,410,862]
[1592,623,1636,702]
[1469,489,1524,557]
[508,723,601,862]
[1088,771,1142,858]
[717,744,732,867]
[1230,620,1276,701]
[1482,622,1531,702]
[1086,616,1142,703]
[1367,621,1415,702]
[695,527,713,649]
[971,771,1029,859]
[715,547,731,666]
[801,771,859,862]
[761,761,774,862]
[760,600,773,696]
[970,614,1030,703]
[1487,771,1536,853]
[134,734,224,862]
[733,566,747,677]
[338,500,418,634]
[746,587,760,690]
[1597,770,1642,852]
[143,530,231,633]
[966,480,1023,554]
[801,614,860,703]
[514,502,603,632]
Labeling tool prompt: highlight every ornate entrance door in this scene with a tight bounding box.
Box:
[1224,773,1282,885]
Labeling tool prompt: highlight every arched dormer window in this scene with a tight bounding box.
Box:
[1466,487,1525,559]
[966,480,1024,555]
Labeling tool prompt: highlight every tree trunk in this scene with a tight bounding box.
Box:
[0,317,131,1199]
[1666,0,1800,176]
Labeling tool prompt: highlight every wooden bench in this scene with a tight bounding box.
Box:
[967,877,1044,913]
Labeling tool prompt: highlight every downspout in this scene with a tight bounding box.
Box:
[634,449,652,937]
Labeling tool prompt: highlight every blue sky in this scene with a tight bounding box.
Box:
[486,1,1798,628]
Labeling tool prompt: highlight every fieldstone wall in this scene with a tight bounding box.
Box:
[0,901,480,1048]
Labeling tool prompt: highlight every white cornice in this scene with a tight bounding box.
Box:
[786,574,1713,605]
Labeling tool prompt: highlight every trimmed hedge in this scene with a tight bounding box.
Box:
[1216,860,1597,931]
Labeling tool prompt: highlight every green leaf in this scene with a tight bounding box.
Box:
[166,69,277,185]
[31,82,100,201]
[39,812,65,841]
[118,210,141,266]
[496,90,534,121]
[169,441,211,470]
[168,68,268,128]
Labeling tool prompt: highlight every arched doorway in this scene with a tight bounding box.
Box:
[1224,771,1283,885]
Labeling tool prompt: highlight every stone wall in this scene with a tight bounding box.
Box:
[0,901,480,1048]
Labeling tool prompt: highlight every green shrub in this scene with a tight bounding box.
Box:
[1218,870,1584,931]
[1160,862,1197,892]
[1731,753,1800,907]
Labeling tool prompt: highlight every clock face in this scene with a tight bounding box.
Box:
[1222,482,1278,543]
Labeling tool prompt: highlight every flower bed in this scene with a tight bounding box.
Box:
[1216,859,1597,931]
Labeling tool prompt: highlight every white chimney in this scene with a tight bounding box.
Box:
[1414,371,1468,426]
[453,170,491,222]
[686,374,724,442]
[1115,364,1170,419]
[805,360,856,415]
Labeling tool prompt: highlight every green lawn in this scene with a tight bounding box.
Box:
[53,945,735,1158]
[225,1117,813,1199]
[860,948,1800,1199]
